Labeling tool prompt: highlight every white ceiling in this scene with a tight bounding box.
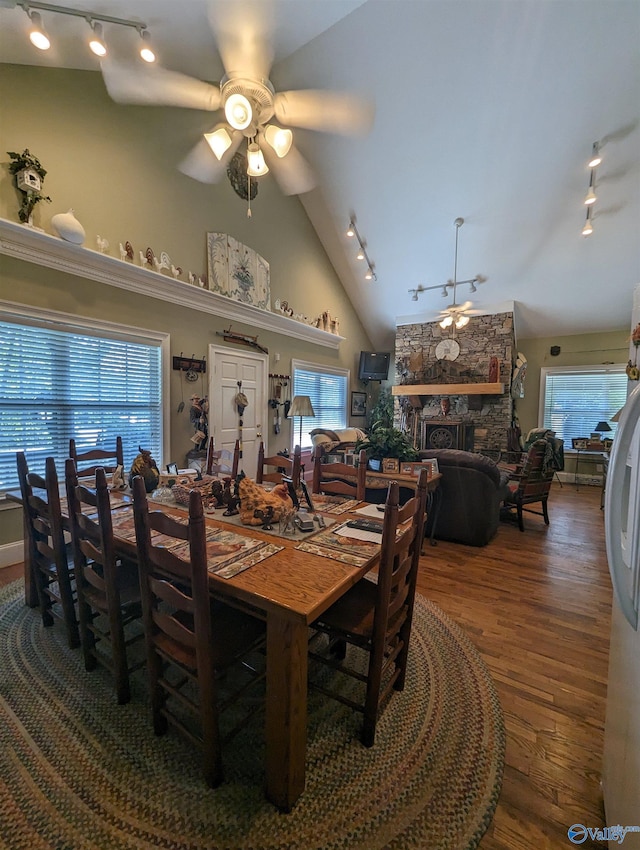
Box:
[1,0,639,349]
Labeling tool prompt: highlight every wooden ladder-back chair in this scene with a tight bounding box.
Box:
[131,476,267,788]
[69,435,124,477]
[312,448,367,502]
[502,439,555,531]
[205,438,240,478]
[256,442,302,488]
[65,461,143,704]
[16,453,79,649]
[309,468,429,747]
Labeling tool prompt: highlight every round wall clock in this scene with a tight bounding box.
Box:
[435,339,461,361]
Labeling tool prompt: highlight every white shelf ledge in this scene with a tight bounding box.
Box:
[0,218,344,349]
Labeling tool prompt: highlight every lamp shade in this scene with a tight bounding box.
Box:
[594,421,612,433]
[289,395,315,418]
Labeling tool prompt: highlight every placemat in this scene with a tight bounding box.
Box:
[109,506,282,579]
[310,494,363,515]
[295,521,380,567]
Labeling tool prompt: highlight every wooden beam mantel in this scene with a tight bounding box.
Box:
[392,382,505,396]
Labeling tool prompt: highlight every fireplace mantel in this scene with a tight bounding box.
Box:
[392,382,505,396]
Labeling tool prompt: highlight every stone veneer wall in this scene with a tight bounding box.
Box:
[394,312,516,452]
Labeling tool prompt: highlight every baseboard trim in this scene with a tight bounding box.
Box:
[0,541,23,568]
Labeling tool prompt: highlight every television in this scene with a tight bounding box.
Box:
[358,351,391,382]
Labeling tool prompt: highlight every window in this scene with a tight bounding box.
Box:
[540,365,627,448]
[0,303,167,494]
[291,360,349,450]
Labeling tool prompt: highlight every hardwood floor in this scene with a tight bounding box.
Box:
[1,483,611,848]
[417,483,611,850]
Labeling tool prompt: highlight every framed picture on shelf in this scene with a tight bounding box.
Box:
[351,391,367,417]
[572,438,588,450]
[382,457,399,473]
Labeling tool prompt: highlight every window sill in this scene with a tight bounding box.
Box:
[0,217,344,349]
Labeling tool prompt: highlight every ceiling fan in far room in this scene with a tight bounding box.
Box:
[99,3,374,208]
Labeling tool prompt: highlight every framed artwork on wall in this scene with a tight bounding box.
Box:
[207,232,270,310]
[351,391,366,417]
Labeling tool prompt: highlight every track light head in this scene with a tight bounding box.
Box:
[588,142,602,169]
[139,29,155,63]
[88,20,107,57]
[27,9,50,50]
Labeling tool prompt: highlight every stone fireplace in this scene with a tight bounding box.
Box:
[394,311,516,453]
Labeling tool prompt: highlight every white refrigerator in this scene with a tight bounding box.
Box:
[602,282,640,848]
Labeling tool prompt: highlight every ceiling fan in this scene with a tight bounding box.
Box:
[408,217,487,329]
[99,3,373,201]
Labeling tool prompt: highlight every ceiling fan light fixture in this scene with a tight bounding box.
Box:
[204,126,233,160]
[246,142,269,176]
[455,314,470,329]
[440,315,453,329]
[225,93,253,131]
[264,124,293,158]
[139,29,155,63]
[27,10,50,50]
[88,20,107,57]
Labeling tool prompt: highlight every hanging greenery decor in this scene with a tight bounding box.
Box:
[7,148,51,223]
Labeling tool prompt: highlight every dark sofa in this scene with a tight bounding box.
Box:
[419,449,510,546]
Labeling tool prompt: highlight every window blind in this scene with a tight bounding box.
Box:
[0,315,163,493]
[541,367,627,447]
[292,363,348,450]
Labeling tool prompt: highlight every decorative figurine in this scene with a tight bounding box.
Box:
[97,235,109,254]
[128,446,160,492]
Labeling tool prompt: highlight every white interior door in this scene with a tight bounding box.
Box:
[208,345,268,478]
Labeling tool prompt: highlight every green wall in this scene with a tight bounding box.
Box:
[0,63,373,549]
[515,329,629,436]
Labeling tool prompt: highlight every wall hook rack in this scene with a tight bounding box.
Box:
[172,353,206,373]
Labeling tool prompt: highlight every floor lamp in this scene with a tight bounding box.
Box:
[289,395,315,449]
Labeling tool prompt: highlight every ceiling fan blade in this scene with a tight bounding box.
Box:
[208,1,274,79]
[101,60,221,111]
[261,140,316,196]
[274,89,374,136]
[178,132,242,184]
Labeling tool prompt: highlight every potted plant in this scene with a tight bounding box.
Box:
[355,421,418,468]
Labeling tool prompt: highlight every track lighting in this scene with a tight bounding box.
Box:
[88,20,106,57]
[588,142,602,169]
[585,179,597,205]
[26,8,49,49]
[345,218,377,281]
[17,2,151,61]
[139,29,155,63]
[582,207,594,237]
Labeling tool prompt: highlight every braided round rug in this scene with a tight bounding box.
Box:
[0,580,504,850]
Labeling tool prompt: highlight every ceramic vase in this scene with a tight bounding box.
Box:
[51,209,85,244]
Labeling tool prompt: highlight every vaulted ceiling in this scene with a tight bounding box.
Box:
[1,0,638,349]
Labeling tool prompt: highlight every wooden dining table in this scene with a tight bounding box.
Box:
[8,473,441,810]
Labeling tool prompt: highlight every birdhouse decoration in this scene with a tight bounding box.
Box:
[7,148,51,224]
[16,167,41,193]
